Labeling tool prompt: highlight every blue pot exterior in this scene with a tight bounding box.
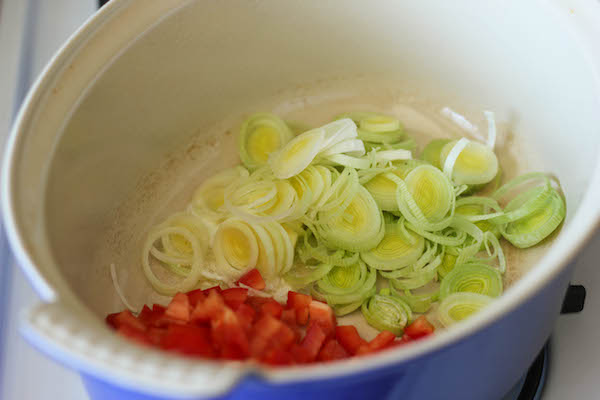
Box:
[82,265,572,400]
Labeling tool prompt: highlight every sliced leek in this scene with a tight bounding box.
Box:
[421,139,451,169]
[440,263,503,299]
[390,285,440,314]
[269,128,325,179]
[284,262,333,289]
[363,160,428,211]
[213,218,259,276]
[316,186,385,252]
[313,261,377,316]
[139,110,568,335]
[361,292,413,335]
[438,292,493,327]
[360,223,424,271]
[440,138,499,185]
[239,113,294,169]
[502,188,565,248]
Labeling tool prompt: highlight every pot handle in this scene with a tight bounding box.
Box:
[20,301,246,398]
[560,284,586,314]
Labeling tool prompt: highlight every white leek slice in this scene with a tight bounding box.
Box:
[322,153,371,170]
[319,138,365,157]
[190,166,249,218]
[438,292,493,327]
[441,139,499,185]
[142,225,205,295]
[319,118,359,151]
[483,111,497,149]
[373,149,412,163]
[239,113,294,169]
[269,128,325,179]
[213,218,259,275]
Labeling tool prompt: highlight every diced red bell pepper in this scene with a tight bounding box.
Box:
[286,292,312,325]
[165,293,190,322]
[138,305,168,327]
[160,324,216,358]
[261,299,284,319]
[146,327,168,345]
[272,322,297,350]
[404,316,435,340]
[191,290,225,323]
[250,314,285,357]
[235,303,256,332]
[246,296,273,312]
[295,322,327,363]
[308,300,336,338]
[317,339,349,362]
[211,308,249,360]
[336,325,367,355]
[186,289,207,307]
[106,310,146,332]
[221,287,249,310]
[281,309,297,327]
[261,347,294,366]
[357,331,396,355]
[117,325,152,346]
[237,269,266,290]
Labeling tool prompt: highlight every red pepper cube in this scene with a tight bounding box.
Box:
[318,339,349,362]
[261,299,284,319]
[160,324,216,358]
[221,287,249,310]
[404,315,435,340]
[308,300,336,338]
[165,293,191,322]
[335,325,367,355]
[237,269,266,290]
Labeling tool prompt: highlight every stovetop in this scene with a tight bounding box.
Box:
[1,1,599,399]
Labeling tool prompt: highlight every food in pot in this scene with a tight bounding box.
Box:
[107,268,434,364]
[107,110,565,363]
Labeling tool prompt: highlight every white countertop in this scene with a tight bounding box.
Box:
[1,1,599,399]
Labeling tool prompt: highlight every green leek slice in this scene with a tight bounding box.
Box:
[502,188,565,248]
[390,165,455,232]
[360,223,424,271]
[438,292,493,327]
[361,293,413,335]
[313,261,377,316]
[284,263,333,289]
[421,139,451,169]
[390,286,440,314]
[239,113,294,169]
[316,186,384,252]
[440,263,503,299]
